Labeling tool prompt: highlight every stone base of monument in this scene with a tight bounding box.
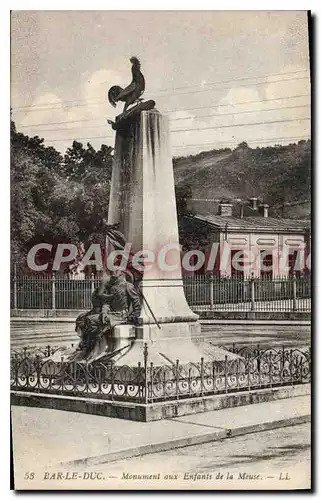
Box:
[11,384,310,422]
[110,324,136,353]
[110,321,236,366]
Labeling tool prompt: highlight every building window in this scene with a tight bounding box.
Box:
[231,250,245,278]
[260,251,273,278]
[288,250,302,278]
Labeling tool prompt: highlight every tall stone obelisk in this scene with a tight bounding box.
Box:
[107,106,207,364]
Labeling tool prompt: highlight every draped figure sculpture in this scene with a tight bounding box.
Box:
[72,270,141,362]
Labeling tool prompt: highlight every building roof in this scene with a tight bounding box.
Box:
[189,214,311,233]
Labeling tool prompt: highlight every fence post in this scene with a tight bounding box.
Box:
[91,273,95,294]
[176,359,180,401]
[52,273,56,310]
[209,275,214,310]
[250,274,255,311]
[224,355,228,393]
[143,343,148,404]
[292,277,297,312]
[13,265,17,309]
[200,357,204,396]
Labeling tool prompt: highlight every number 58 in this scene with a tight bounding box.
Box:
[24,472,35,480]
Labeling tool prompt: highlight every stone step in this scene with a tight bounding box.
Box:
[11,327,74,335]
[11,330,74,337]
[12,332,77,340]
[12,336,78,348]
[11,320,78,349]
[10,319,310,351]
[11,324,74,329]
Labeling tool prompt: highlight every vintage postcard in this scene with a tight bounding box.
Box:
[10,10,311,490]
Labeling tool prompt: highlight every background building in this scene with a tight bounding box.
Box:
[180,198,310,277]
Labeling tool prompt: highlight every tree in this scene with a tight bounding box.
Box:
[11,120,63,174]
[175,184,193,216]
[63,141,113,182]
[11,120,114,272]
[11,145,56,270]
[237,141,249,149]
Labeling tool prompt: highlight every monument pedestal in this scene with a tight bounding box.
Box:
[112,321,201,366]
[112,321,241,366]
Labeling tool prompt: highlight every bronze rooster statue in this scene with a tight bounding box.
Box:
[108,57,145,113]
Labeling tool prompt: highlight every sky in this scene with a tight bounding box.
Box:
[10,10,311,156]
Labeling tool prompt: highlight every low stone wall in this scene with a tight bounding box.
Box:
[11,309,82,318]
[199,310,311,321]
[11,310,310,350]
[11,308,311,321]
[11,383,310,422]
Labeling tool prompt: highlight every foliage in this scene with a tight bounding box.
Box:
[63,141,113,182]
[11,121,113,272]
[173,140,311,215]
[175,184,194,216]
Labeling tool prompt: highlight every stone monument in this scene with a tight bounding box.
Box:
[106,57,233,366]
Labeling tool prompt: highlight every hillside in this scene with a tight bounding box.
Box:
[173,140,311,218]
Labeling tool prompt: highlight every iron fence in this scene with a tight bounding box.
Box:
[10,343,311,404]
[11,274,100,310]
[183,274,311,312]
[11,274,311,312]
